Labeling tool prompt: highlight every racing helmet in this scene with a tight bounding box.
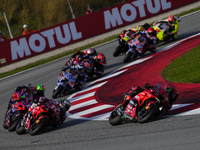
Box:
[86,48,96,56]
[12,92,22,101]
[36,84,45,97]
[23,24,28,28]
[168,15,175,25]
[147,27,156,37]
[136,25,144,32]
[59,98,71,111]
[144,83,151,90]
[97,53,106,64]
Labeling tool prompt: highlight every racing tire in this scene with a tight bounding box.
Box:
[138,103,159,123]
[30,117,48,136]
[123,51,133,63]
[16,126,27,135]
[8,115,23,132]
[52,85,65,98]
[113,46,122,57]
[3,122,8,129]
[109,111,123,126]
[88,68,94,79]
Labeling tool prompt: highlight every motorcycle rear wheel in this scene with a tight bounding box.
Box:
[113,46,122,57]
[138,103,159,123]
[52,85,65,98]
[8,115,22,132]
[16,126,26,135]
[30,117,48,136]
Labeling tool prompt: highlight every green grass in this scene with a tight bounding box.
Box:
[162,45,200,83]
[177,6,200,17]
[1,6,200,81]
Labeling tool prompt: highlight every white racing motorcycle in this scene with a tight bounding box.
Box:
[123,36,148,63]
[153,16,181,43]
[52,67,78,98]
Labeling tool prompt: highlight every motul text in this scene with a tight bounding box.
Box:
[104,0,171,30]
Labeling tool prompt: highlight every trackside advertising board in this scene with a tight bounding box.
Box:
[0,0,198,67]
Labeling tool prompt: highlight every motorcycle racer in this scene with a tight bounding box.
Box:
[23,97,71,126]
[15,84,45,99]
[3,89,33,129]
[93,53,107,77]
[31,84,45,101]
[75,63,88,90]
[7,84,44,109]
[62,63,88,90]
[134,27,157,54]
[5,91,32,113]
[65,48,96,67]
[121,83,179,121]
[6,85,34,112]
[167,15,179,41]
[154,15,180,41]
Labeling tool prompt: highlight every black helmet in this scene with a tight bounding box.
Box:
[60,99,71,111]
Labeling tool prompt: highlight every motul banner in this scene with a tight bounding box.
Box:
[0,0,198,67]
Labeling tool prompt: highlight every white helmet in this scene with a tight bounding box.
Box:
[23,24,28,28]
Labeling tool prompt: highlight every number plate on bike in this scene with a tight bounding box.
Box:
[66,72,77,87]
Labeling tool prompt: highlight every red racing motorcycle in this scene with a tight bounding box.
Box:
[16,102,62,135]
[109,83,179,125]
[3,98,30,132]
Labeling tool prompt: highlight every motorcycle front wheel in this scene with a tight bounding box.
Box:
[123,51,133,63]
[30,117,48,136]
[8,114,23,132]
[16,126,26,135]
[52,85,65,98]
[137,103,159,123]
[113,46,122,57]
[109,110,123,126]
[109,114,122,126]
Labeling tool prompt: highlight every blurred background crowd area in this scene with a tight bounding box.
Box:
[0,0,129,39]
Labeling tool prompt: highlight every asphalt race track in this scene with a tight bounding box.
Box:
[0,12,200,150]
